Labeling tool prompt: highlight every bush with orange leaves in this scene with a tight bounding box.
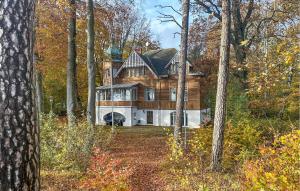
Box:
[242,130,300,190]
[80,147,133,191]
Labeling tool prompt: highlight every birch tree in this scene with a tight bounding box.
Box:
[35,66,44,115]
[67,0,77,126]
[0,0,40,189]
[86,0,96,125]
[174,0,190,142]
[211,0,231,171]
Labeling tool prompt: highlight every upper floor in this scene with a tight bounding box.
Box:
[97,48,208,110]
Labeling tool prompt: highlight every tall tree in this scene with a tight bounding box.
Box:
[174,0,190,142]
[194,0,253,81]
[0,0,40,190]
[35,63,44,115]
[86,0,96,125]
[211,0,231,171]
[67,0,77,126]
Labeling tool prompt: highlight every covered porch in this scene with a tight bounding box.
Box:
[96,82,139,102]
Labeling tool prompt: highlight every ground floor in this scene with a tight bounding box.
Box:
[96,106,211,128]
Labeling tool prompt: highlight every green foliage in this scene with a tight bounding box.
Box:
[40,113,69,170]
[40,113,114,171]
[242,130,300,190]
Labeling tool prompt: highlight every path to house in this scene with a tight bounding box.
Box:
[109,127,168,191]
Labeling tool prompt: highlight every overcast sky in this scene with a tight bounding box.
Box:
[136,0,182,49]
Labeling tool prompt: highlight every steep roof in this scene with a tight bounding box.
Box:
[138,48,177,76]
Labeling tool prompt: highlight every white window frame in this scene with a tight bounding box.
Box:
[144,88,155,101]
[170,88,176,101]
[170,111,188,127]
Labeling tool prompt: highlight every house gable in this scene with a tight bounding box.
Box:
[165,52,192,74]
[114,51,158,78]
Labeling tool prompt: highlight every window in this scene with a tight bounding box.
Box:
[144,88,155,101]
[100,91,105,100]
[96,91,101,102]
[127,67,145,77]
[169,88,188,101]
[100,88,137,101]
[125,89,131,101]
[170,88,176,101]
[170,112,188,126]
[169,62,178,74]
[113,89,122,101]
[99,89,111,101]
[106,90,111,100]
[105,69,110,79]
[131,88,137,101]
[170,112,176,126]
[184,88,188,101]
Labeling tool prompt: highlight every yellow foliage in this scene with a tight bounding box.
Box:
[242,130,300,190]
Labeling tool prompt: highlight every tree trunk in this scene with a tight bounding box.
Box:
[174,0,190,142]
[231,0,248,86]
[211,0,231,171]
[86,0,96,126]
[0,0,40,190]
[67,0,77,127]
[36,71,44,115]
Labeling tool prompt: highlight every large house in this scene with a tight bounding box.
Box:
[95,48,211,128]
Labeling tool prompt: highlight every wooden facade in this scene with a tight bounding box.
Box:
[97,49,208,111]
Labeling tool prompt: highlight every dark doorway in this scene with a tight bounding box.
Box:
[147,111,153,125]
[103,112,126,126]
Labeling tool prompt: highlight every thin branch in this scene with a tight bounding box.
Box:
[194,0,221,21]
[242,0,254,28]
[155,5,182,16]
[173,32,181,38]
[157,11,183,29]
[206,0,221,16]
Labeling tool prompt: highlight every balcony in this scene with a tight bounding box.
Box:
[96,83,139,103]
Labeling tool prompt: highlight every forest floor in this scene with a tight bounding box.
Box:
[109,127,168,191]
[41,126,170,191]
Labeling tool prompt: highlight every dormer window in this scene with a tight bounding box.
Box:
[170,62,178,74]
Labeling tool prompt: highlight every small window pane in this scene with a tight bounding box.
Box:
[145,88,155,101]
[170,88,176,101]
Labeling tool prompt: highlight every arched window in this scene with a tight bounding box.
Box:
[170,112,188,126]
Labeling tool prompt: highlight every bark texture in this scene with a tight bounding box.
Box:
[211,0,231,171]
[67,0,77,126]
[86,0,96,125]
[174,0,190,142]
[35,71,43,115]
[195,0,254,83]
[0,0,40,190]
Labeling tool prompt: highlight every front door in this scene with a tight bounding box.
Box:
[147,111,153,125]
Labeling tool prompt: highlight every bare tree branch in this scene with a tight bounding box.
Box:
[242,0,254,28]
[173,31,181,38]
[155,5,182,16]
[194,0,221,21]
[157,11,183,29]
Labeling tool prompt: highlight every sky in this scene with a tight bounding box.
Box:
[136,0,182,49]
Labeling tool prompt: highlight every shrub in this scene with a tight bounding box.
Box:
[40,112,70,170]
[164,130,241,191]
[40,113,114,171]
[242,130,300,190]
